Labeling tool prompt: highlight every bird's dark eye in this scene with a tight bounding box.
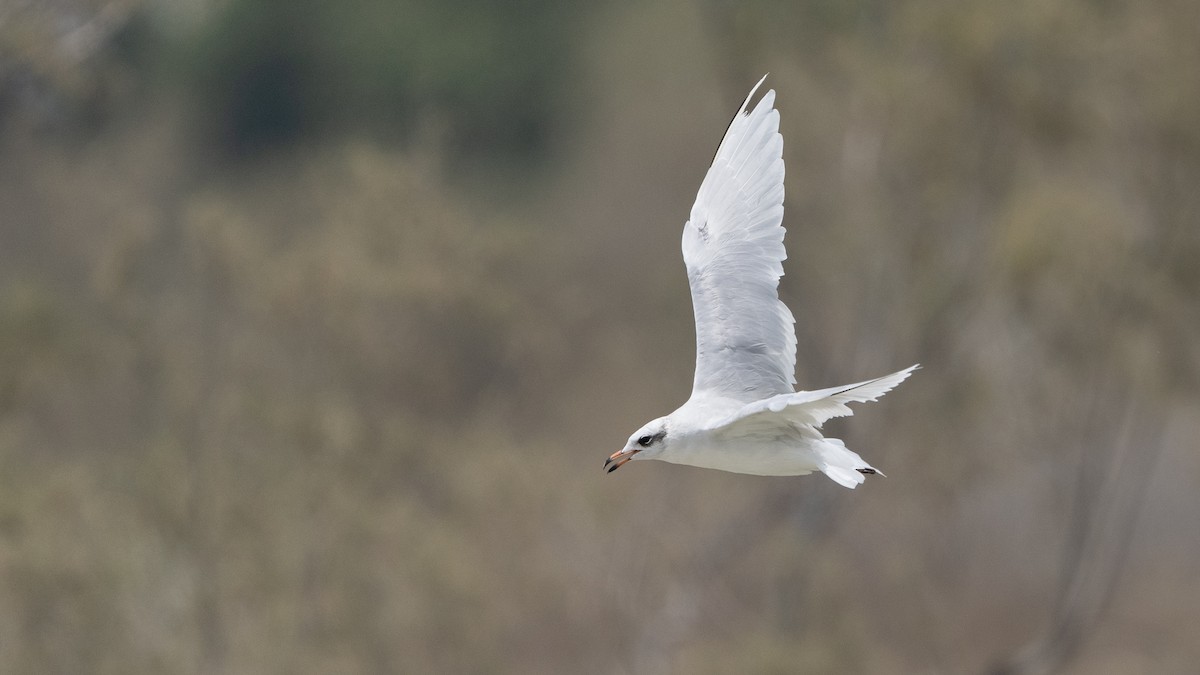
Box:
[637,435,654,447]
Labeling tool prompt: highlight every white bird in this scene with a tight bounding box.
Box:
[606,76,918,488]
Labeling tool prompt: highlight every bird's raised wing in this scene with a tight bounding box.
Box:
[683,75,794,402]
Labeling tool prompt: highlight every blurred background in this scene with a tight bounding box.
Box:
[2,0,1198,672]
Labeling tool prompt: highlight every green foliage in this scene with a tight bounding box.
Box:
[184,0,585,165]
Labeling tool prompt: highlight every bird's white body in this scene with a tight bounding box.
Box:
[639,365,916,485]
[607,76,917,488]
[656,405,822,476]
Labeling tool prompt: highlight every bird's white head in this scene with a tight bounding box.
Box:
[605,417,670,473]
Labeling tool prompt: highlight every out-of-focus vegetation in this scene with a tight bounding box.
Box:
[1,0,1198,673]
[181,0,581,164]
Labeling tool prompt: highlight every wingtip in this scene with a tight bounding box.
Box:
[740,74,772,114]
[886,364,921,385]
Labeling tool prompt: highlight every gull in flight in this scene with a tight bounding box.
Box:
[606,76,918,488]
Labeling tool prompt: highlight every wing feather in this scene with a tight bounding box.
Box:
[713,365,921,433]
[684,75,795,401]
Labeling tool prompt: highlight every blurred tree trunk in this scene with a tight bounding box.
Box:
[987,398,1165,675]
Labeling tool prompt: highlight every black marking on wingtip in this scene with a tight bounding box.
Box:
[857,468,877,475]
[707,77,769,168]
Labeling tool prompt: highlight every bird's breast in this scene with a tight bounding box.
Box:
[662,433,821,477]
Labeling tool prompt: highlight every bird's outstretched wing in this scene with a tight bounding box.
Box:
[711,364,920,434]
[683,75,794,402]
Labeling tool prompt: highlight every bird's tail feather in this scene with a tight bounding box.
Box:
[816,438,882,489]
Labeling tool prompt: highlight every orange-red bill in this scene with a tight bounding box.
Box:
[604,448,639,473]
